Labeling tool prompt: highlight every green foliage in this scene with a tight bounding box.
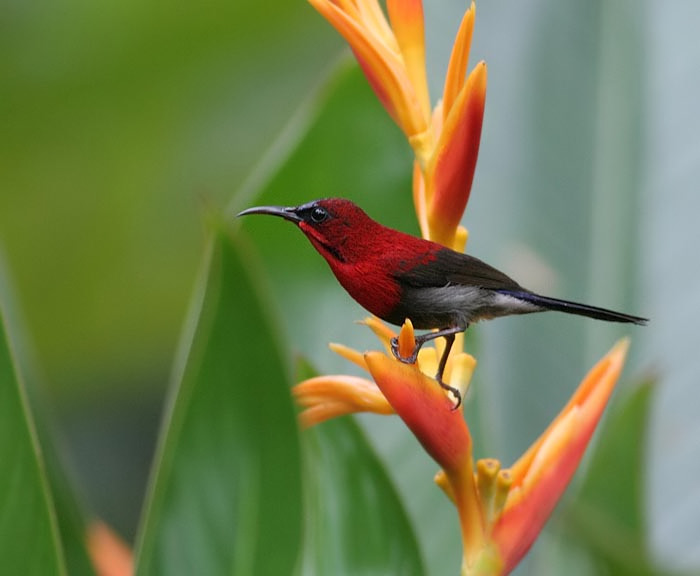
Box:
[302,418,426,575]
[132,225,422,574]
[135,228,303,575]
[0,312,65,576]
[298,360,424,575]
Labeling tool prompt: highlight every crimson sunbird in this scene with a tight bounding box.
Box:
[238,198,647,407]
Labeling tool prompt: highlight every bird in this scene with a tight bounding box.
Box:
[237,197,647,407]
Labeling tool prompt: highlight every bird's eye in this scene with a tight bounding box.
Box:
[310,206,329,223]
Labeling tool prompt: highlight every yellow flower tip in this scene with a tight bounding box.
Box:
[453,225,469,253]
[416,346,438,381]
[447,352,477,399]
[442,0,475,121]
[492,469,513,524]
[298,401,373,429]
[293,374,393,427]
[298,403,339,429]
[472,60,488,89]
[359,315,396,338]
[434,469,456,503]
[477,458,500,483]
[610,336,631,365]
[359,316,396,352]
[476,458,499,508]
[398,318,417,360]
[329,342,368,371]
[567,337,629,414]
[476,458,515,528]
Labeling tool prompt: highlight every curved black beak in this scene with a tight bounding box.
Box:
[236,205,302,223]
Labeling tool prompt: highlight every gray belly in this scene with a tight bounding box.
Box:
[385,285,542,329]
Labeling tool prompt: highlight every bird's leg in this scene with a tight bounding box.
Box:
[390,325,465,409]
[435,332,462,410]
[391,325,464,364]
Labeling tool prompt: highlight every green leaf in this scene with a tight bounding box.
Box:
[40,430,97,576]
[0,308,66,575]
[0,256,95,576]
[134,225,302,575]
[300,410,425,575]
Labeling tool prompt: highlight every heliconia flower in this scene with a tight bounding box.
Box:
[309,0,486,248]
[367,324,630,575]
[299,2,633,574]
[297,319,629,573]
[293,317,474,427]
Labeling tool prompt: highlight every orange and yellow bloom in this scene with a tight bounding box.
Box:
[295,320,629,574]
[296,1,632,574]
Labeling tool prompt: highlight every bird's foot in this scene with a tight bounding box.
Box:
[390,336,419,364]
[438,378,462,411]
[391,336,462,410]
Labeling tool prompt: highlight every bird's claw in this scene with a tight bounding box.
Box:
[439,381,462,411]
[390,336,419,364]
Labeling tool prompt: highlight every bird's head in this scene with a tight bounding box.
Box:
[237,198,376,265]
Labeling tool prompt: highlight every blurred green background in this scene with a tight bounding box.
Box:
[1,0,699,574]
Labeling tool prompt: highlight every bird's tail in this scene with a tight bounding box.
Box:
[499,290,648,325]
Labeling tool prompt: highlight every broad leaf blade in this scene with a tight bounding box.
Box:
[0,309,66,576]
[0,255,95,576]
[135,227,302,575]
[32,407,97,576]
[302,416,425,575]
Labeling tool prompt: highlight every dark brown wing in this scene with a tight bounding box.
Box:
[394,246,524,291]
